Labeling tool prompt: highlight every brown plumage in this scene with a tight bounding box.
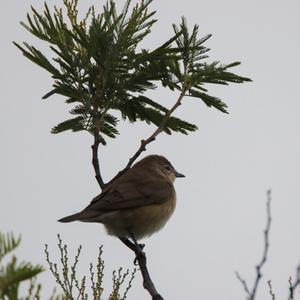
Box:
[59,155,185,240]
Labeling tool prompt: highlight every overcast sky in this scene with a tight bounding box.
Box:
[1,0,300,299]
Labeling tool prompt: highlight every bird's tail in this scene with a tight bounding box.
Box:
[58,212,83,223]
[58,210,102,223]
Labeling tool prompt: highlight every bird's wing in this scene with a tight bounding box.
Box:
[86,171,174,212]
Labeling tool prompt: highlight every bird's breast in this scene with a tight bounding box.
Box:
[104,192,176,240]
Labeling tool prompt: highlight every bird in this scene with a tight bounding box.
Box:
[58,154,185,241]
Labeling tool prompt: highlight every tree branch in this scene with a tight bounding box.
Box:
[91,102,111,190]
[91,130,105,190]
[89,86,188,299]
[236,190,272,300]
[107,87,188,186]
[90,86,188,298]
[119,238,164,300]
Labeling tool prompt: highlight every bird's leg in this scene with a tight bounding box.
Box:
[129,231,144,253]
[119,236,145,251]
[119,237,145,265]
[127,231,145,251]
[127,231,146,265]
[119,237,136,251]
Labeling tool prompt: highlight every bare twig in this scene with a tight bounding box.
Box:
[236,190,272,300]
[235,271,251,296]
[268,280,276,300]
[288,264,300,300]
[107,87,188,187]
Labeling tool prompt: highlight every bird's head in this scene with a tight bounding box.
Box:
[137,155,185,182]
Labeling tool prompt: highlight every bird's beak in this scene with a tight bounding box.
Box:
[175,170,185,178]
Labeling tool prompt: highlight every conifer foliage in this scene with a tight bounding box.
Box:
[14,0,251,145]
[0,232,44,299]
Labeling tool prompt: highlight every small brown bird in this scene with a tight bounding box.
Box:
[59,155,185,240]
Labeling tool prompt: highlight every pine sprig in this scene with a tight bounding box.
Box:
[0,232,44,299]
[14,0,251,144]
[0,258,43,298]
[0,232,21,263]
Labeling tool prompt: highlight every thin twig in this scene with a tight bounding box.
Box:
[90,76,108,190]
[236,190,272,300]
[91,103,111,190]
[235,271,251,297]
[288,264,300,300]
[268,280,276,300]
[120,238,164,300]
[107,87,188,187]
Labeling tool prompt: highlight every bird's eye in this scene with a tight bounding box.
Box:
[164,165,172,172]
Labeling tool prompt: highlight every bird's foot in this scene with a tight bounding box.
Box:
[138,243,145,250]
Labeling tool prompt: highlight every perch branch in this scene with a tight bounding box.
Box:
[107,87,188,187]
[91,87,188,298]
[236,190,272,300]
[89,84,188,299]
[120,237,163,300]
[112,87,188,299]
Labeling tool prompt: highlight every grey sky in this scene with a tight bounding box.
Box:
[1,0,300,299]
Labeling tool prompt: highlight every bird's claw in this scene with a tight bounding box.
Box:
[138,243,145,250]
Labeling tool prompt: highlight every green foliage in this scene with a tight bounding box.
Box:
[14,0,251,144]
[0,233,21,263]
[45,234,136,300]
[0,232,44,300]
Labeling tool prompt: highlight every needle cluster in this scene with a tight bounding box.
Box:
[14,0,251,145]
